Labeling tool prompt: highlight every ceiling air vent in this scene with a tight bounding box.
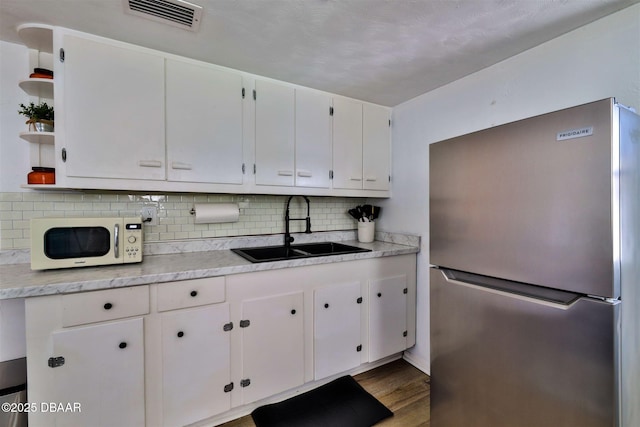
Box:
[124,0,203,32]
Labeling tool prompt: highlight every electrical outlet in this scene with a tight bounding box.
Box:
[141,206,158,225]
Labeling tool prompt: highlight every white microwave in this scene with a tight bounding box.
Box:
[30,217,143,270]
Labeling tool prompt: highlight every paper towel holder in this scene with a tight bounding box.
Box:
[190,203,241,224]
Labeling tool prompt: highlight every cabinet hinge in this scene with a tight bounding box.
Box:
[223,322,234,332]
[356,297,363,304]
[356,345,362,352]
[240,378,251,387]
[403,331,408,337]
[329,170,334,180]
[240,319,250,328]
[59,48,65,63]
[329,106,334,116]
[62,148,67,162]
[224,382,234,393]
[253,89,256,101]
[242,87,245,99]
[48,356,65,368]
[403,288,408,294]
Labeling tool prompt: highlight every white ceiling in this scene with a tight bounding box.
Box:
[1,0,637,106]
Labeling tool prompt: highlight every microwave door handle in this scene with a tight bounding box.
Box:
[114,223,120,259]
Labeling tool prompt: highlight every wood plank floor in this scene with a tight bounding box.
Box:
[220,359,430,427]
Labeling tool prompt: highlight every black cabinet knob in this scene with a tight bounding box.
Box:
[324,303,329,309]
[291,309,297,315]
[190,290,198,297]
[119,342,127,349]
[104,302,113,310]
[177,331,184,338]
[377,292,382,298]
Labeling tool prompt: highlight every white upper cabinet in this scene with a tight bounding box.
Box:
[332,98,391,191]
[363,104,391,191]
[332,97,364,190]
[295,89,332,188]
[61,34,165,180]
[254,80,295,186]
[166,59,244,185]
[19,26,390,196]
[255,82,332,189]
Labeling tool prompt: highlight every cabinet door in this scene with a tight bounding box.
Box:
[369,275,408,361]
[62,34,165,180]
[241,292,304,404]
[166,59,243,184]
[161,304,231,427]
[314,281,362,380]
[295,89,332,188]
[255,80,295,186]
[332,97,363,189]
[363,104,390,191]
[50,317,145,427]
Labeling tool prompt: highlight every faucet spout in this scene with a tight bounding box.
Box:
[284,196,312,248]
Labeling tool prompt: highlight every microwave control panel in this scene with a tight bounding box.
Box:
[123,220,143,263]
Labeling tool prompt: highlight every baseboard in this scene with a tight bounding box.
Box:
[403,350,430,375]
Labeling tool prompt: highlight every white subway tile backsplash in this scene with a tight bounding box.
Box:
[1,191,364,250]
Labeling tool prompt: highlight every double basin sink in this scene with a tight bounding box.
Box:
[231,241,371,263]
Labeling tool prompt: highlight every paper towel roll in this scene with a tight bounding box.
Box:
[192,203,240,224]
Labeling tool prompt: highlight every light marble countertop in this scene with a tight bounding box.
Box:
[0,231,420,300]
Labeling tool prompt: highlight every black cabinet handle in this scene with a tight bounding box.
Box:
[104,302,113,310]
[190,290,198,297]
[291,309,297,315]
[324,303,329,309]
[177,331,184,338]
[119,342,127,349]
[377,293,382,298]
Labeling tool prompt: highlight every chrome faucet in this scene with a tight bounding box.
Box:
[284,195,312,248]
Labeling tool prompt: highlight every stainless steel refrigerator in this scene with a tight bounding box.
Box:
[429,98,640,427]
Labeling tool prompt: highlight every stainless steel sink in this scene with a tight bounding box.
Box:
[231,242,371,263]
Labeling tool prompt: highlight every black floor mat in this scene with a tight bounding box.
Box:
[251,375,393,427]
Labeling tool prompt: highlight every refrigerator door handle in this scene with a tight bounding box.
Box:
[438,268,582,310]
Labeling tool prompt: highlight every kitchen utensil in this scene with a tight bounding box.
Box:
[348,208,361,220]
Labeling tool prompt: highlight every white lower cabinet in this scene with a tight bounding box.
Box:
[369,275,408,361]
[160,304,231,427]
[239,292,304,404]
[25,255,416,427]
[25,287,150,427]
[51,317,146,427]
[314,281,362,380]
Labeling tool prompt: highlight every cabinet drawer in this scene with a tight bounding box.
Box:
[157,277,225,312]
[62,286,150,327]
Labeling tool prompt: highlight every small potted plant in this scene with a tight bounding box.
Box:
[18,101,54,132]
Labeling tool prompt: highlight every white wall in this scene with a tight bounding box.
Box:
[383,4,640,373]
[0,41,31,192]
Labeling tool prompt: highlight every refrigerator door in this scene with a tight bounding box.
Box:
[430,98,615,297]
[430,268,618,427]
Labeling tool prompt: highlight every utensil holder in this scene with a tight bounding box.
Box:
[357,221,375,243]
